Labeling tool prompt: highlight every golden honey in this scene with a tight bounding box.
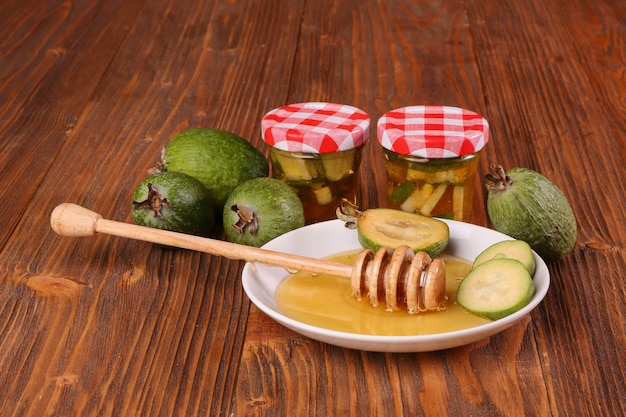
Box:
[276,251,491,336]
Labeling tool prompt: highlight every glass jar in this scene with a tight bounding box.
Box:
[262,102,370,224]
[378,105,489,222]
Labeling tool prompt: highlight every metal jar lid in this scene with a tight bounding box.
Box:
[262,102,370,153]
[377,105,489,158]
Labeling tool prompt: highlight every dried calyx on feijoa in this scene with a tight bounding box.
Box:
[337,199,449,258]
[485,163,577,262]
[223,177,305,248]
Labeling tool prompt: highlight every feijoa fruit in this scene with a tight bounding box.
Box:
[472,239,536,276]
[337,200,449,258]
[131,171,215,237]
[223,177,305,247]
[456,258,535,320]
[161,128,269,211]
[485,163,577,262]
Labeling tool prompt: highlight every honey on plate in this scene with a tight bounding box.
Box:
[276,251,491,336]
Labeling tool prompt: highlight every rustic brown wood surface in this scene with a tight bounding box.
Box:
[1,0,624,415]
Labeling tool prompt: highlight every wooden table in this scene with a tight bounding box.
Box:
[1,0,624,415]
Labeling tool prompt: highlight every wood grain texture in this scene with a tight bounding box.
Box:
[0,0,149,251]
[0,0,304,415]
[236,309,549,417]
[465,2,626,415]
[0,0,624,415]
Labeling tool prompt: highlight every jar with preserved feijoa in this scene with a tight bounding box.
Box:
[262,102,370,224]
[377,105,489,222]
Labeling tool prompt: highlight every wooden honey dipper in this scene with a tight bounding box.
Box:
[50,203,446,314]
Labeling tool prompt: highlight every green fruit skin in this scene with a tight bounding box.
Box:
[131,172,215,237]
[223,177,305,247]
[163,128,269,211]
[457,258,534,320]
[487,168,577,262]
[472,239,536,277]
[354,209,449,258]
[357,230,448,259]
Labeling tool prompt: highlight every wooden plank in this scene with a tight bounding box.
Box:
[233,0,626,415]
[465,0,626,415]
[0,0,624,415]
[0,0,305,415]
[0,0,147,250]
[236,308,549,416]
[233,0,550,415]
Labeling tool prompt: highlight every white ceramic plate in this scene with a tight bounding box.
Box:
[241,219,550,352]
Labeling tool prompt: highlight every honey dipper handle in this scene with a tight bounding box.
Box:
[51,203,354,278]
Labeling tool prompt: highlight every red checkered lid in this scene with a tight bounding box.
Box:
[377,106,489,158]
[262,102,370,153]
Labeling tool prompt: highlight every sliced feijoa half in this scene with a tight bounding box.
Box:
[456,258,535,320]
[355,208,449,258]
[472,239,536,276]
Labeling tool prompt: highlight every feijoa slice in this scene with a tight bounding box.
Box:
[339,205,449,258]
[456,258,534,320]
[472,239,536,276]
[389,180,416,204]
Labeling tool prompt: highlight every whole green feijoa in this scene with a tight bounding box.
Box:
[485,163,577,262]
[161,128,269,212]
[131,171,215,237]
[223,177,305,247]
